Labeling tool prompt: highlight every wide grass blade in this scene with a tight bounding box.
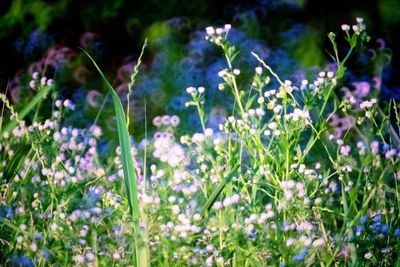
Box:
[3,143,31,181]
[83,50,149,267]
[200,164,239,218]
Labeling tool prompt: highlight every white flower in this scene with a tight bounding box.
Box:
[50,222,58,231]
[206,27,215,35]
[312,238,325,247]
[113,252,121,260]
[214,201,222,209]
[153,116,162,127]
[29,80,36,89]
[186,86,196,94]
[286,238,295,247]
[341,24,350,31]
[364,252,373,260]
[193,214,202,221]
[30,242,38,252]
[204,128,214,136]
[255,66,263,75]
[268,122,277,130]
[205,256,214,266]
[216,257,224,264]
[192,133,205,142]
[170,115,180,126]
[16,236,23,243]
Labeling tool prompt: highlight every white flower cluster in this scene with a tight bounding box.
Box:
[359,98,377,109]
[205,24,232,44]
[341,17,366,35]
[279,180,308,202]
[29,72,53,89]
[284,108,311,125]
[241,204,276,237]
[186,86,205,95]
[153,115,180,127]
[55,99,75,110]
[302,71,336,92]
[153,132,185,167]
[213,194,240,209]
[160,216,202,240]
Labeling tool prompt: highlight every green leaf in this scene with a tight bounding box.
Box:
[200,164,239,219]
[3,143,31,181]
[83,49,149,267]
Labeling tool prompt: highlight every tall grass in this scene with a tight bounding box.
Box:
[83,45,150,267]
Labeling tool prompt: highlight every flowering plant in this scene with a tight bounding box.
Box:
[0,18,399,266]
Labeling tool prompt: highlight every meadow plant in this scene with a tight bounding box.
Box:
[1,18,400,266]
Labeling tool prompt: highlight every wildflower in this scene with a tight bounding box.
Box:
[312,238,325,247]
[293,247,308,261]
[340,145,351,156]
[394,229,400,237]
[216,256,224,265]
[204,128,213,136]
[170,115,180,126]
[86,252,95,261]
[50,222,58,231]
[205,27,215,35]
[113,252,121,260]
[161,115,171,125]
[30,243,38,252]
[268,122,278,130]
[16,236,23,243]
[192,133,205,142]
[286,238,295,247]
[205,256,214,266]
[255,67,262,75]
[40,77,47,85]
[214,201,222,209]
[364,252,373,260]
[186,86,197,94]
[29,80,36,89]
[341,24,350,31]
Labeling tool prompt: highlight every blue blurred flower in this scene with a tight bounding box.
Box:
[394,229,400,238]
[360,215,368,224]
[9,255,34,267]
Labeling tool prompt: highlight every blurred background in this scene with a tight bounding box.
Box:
[0,0,399,141]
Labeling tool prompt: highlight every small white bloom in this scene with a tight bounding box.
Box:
[341,24,350,31]
[206,27,215,35]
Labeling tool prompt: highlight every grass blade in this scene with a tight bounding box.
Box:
[3,143,31,181]
[200,164,239,218]
[83,50,149,267]
[0,84,53,139]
